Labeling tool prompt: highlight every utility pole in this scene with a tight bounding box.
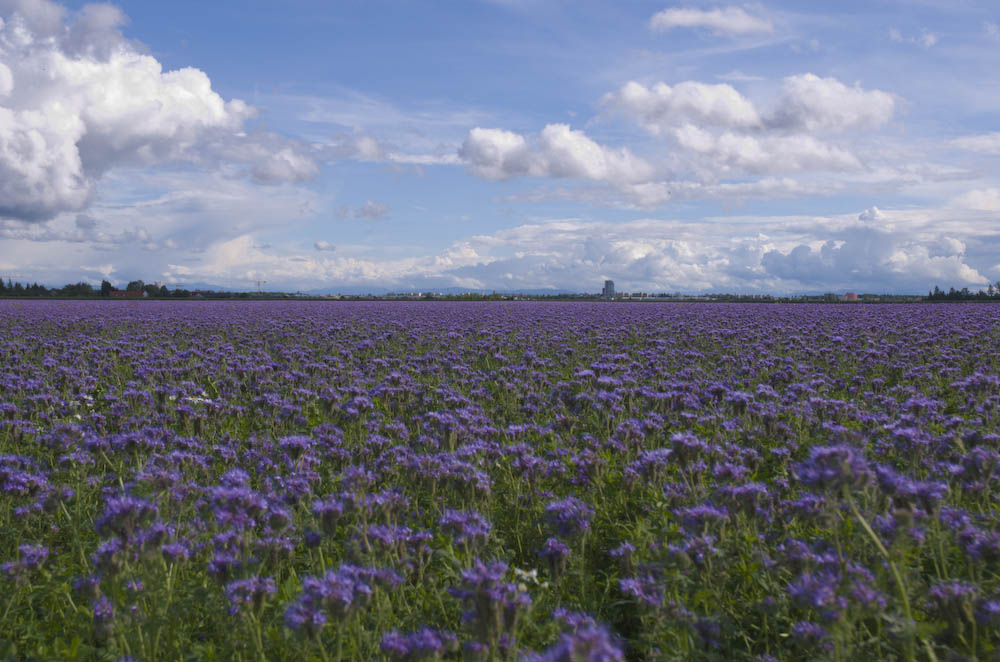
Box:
[257,279,267,295]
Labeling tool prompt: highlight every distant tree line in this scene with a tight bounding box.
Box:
[927,283,1000,301]
[0,278,197,298]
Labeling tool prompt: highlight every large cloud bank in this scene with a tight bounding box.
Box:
[0,0,316,222]
[458,72,898,207]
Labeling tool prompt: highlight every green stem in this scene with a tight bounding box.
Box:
[845,492,915,662]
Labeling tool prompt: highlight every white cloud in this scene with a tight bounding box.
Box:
[459,124,652,184]
[598,74,892,187]
[771,74,896,132]
[601,80,762,134]
[951,187,1000,211]
[673,125,860,173]
[761,229,985,289]
[952,132,1000,154]
[0,0,316,222]
[249,146,320,184]
[986,22,1000,41]
[649,6,773,37]
[858,206,885,221]
[6,197,999,294]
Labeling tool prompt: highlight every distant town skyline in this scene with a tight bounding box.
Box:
[1,0,999,294]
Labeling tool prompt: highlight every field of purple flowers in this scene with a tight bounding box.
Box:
[1,300,998,661]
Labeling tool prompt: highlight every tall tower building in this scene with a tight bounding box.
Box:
[603,280,615,299]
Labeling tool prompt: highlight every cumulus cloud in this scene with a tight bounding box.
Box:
[858,206,885,221]
[649,6,773,36]
[601,80,762,134]
[445,212,991,293]
[249,146,320,184]
[0,0,317,222]
[314,240,336,252]
[770,74,895,132]
[761,227,985,289]
[673,125,860,173]
[459,124,652,184]
[604,75,894,136]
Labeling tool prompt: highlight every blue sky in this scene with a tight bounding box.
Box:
[1,0,999,293]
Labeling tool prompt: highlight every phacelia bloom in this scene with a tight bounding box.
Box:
[787,571,846,621]
[161,542,191,563]
[448,559,531,649]
[609,542,635,574]
[619,570,664,608]
[540,537,570,582]
[1,544,49,581]
[284,600,327,638]
[792,444,872,492]
[670,433,709,467]
[927,581,978,614]
[544,497,595,538]
[95,496,159,539]
[977,600,1000,626]
[380,627,458,661]
[849,580,887,612]
[226,575,277,615]
[675,504,729,531]
[439,508,492,547]
[551,608,598,630]
[527,624,625,662]
[790,621,832,652]
[312,494,347,534]
[92,594,115,641]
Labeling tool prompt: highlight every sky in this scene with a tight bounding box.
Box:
[1,0,999,294]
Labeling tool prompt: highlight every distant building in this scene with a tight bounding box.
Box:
[602,280,615,299]
[842,292,859,302]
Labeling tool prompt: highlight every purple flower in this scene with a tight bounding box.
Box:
[609,542,635,574]
[380,627,458,661]
[284,600,326,638]
[439,508,491,547]
[544,497,594,538]
[787,571,846,621]
[92,594,114,641]
[95,496,158,539]
[619,569,663,608]
[528,624,624,662]
[927,581,978,614]
[226,575,277,615]
[675,504,729,531]
[793,444,872,492]
[448,559,531,650]
[790,621,832,652]
[976,599,1000,626]
[540,537,570,582]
